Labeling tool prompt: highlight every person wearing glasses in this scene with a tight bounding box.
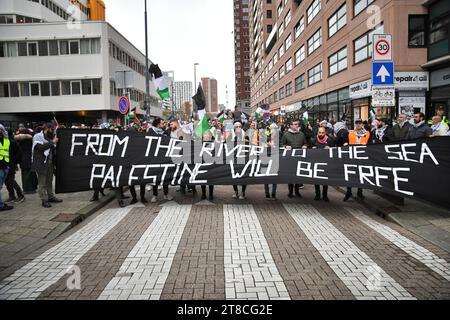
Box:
[281,120,308,198]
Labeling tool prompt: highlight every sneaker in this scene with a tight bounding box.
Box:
[130,198,138,205]
[48,198,63,203]
[239,195,246,200]
[288,193,294,198]
[164,195,173,201]
[151,196,157,203]
[299,184,305,189]
[0,203,14,211]
[295,192,302,198]
[14,195,25,204]
[323,196,329,202]
[141,198,148,204]
[90,196,99,202]
[314,195,321,201]
[265,194,271,200]
[343,194,352,202]
[42,201,51,208]
[232,193,239,199]
[118,200,125,208]
[357,193,365,200]
[201,194,207,201]
[5,197,16,203]
[209,195,214,202]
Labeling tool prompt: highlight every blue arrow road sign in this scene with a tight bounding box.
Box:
[372,61,394,86]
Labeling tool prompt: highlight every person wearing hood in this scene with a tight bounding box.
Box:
[31,123,63,208]
[15,125,37,194]
[373,118,395,144]
[334,120,349,147]
[0,124,14,211]
[406,113,432,140]
[282,120,308,198]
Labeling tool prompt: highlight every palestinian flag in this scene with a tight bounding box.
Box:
[149,63,170,100]
[303,111,309,125]
[217,110,226,123]
[369,107,376,120]
[192,84,209,138]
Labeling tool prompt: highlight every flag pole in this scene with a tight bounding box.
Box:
[144,0,151,123]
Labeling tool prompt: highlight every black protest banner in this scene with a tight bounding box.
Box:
[55,129,450,207]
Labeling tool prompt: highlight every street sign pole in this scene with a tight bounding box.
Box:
[144,0,151,124]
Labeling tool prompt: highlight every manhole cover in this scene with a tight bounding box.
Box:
[51,213,81,223]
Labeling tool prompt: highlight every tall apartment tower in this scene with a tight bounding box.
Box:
[201,77,218,113]
[233,0,252,114]
[249,0,429,124]
[173,81,193,111]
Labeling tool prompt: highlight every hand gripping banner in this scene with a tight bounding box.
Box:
[55,129,450,208]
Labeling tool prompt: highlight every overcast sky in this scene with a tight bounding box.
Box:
[104,0,236,107]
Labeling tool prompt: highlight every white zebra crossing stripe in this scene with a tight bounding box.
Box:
[223,204,290,300]
[98,205,192,300]
[284,204,416,300]
[344,207,450,282]
[0,207,135,300]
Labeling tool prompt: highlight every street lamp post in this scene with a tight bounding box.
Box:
[144,0,151,123]
[193,63,199,119]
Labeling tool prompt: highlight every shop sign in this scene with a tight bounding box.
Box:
[350,80,372,99]
[394,72,429,90]
[430,67,450,88]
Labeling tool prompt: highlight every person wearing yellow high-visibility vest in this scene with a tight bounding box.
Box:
[0,124,14,211]
[428,106,449,126]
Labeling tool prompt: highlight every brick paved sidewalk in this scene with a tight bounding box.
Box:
[0,173,112,275]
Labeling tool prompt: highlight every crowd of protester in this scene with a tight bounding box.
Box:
[0,105,448,211]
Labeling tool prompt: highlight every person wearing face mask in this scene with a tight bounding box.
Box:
[0,124,14,211]
[406,113,433,140]
[393,113,412,141]
[31,123,63,208]
[312,127,335,201]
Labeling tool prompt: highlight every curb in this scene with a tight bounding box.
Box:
[59,191,117,233]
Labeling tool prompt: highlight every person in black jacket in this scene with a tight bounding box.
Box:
[31,123,63,208]
[311,127,335,201]
[373,118,395,144]
[15,126,37,194]
[4,129,25,204]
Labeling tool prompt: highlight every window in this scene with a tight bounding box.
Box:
[408,15,427,48]
[40,81,50,96]
[295,45,305,65]
[27,42,38,56]
[59,40,69,55]
[7,42,17,57]
[9,82,19,97]
[82,79,92,95]
[38,41,48,56]
[71,81,81,95]
[267,10,272,19]
[20,82,30,96]
[285,34,292,50]
[308,28,322,55]
[62,81,71,95]
[51,81,60,96]
[329,4,347,38]
[428,4,450,60]
[30,82,40,96]
[274,53,278,65]
[49,40,58,56]
[354,24,383,63]
[279,65,285,79]
[18,42,27,56]
[308,63,322,85]
[307,0,321,24]
[69,40,79,54]
[286,82,293,97]
[279,44,284,58]
[279,87,285,100]
[354,0,375,17]
[277,2,283,17]
[329,47,348,76]
[80,39,91,54]
[286,58,293,73]
[0,42,4,57]
[278,21,285,37]
[295,16,305,39]
[285,10,291,26]
[295,74,305,92]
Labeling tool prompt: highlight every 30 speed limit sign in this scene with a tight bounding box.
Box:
[373,34,392,61]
